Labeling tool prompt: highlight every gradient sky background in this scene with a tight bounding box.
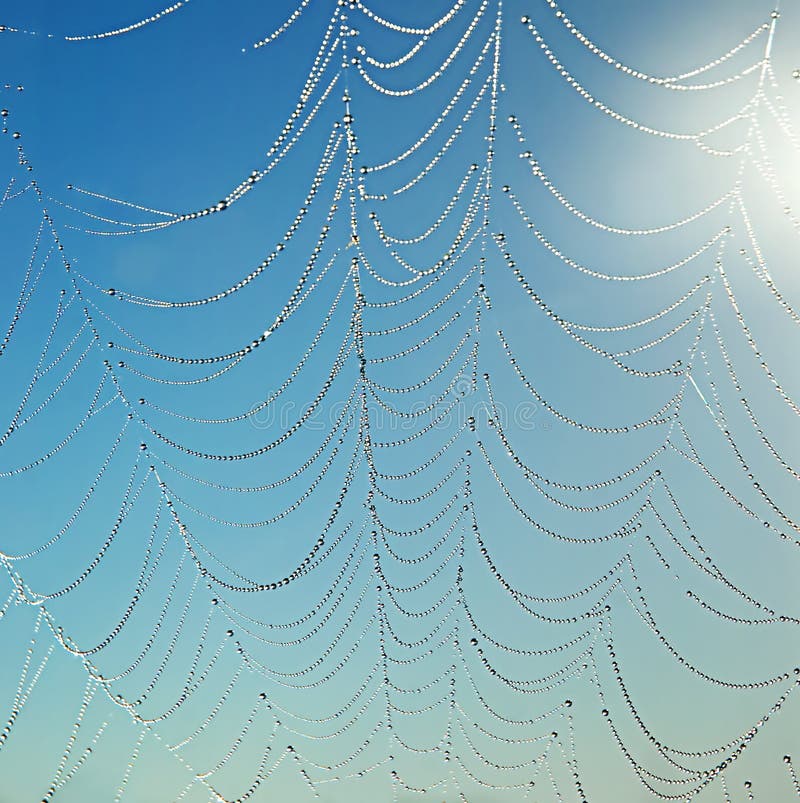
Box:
[0,1,798,801]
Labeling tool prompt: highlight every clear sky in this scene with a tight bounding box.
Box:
[0,1,798,801]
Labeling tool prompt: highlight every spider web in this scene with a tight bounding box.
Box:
[0,1,798,801]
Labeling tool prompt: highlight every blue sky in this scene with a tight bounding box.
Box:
[0,1,798,801]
